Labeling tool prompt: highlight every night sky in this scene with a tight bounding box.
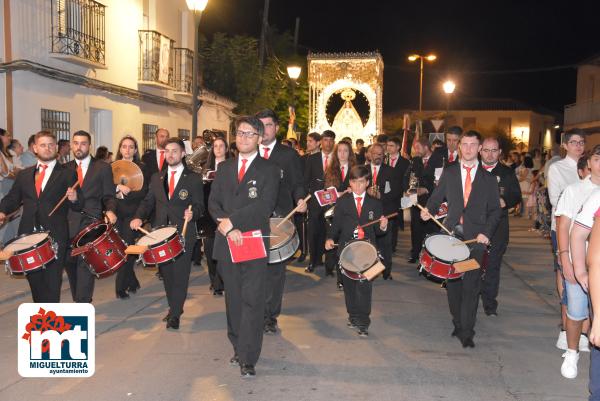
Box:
[200,0,598,114]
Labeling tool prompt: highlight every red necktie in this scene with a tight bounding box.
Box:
[77,161,84,187]
[356,196,364,239]
[390,157,397,168]
[238,159,248,183]
[449,152,455,163]
[263,147,270,159]
[372,167,378,185]
[158,150,165,171]
[35,164,48,197]
[323,155,329,172]
[341,166,346,182]
[423,158,429,168]
[484,164,494,171]
[168,170,176,199]
[463,165,474,207]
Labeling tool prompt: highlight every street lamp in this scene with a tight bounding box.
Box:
[408,53,437,112]
[187,0,209,140]
[286,65,302,140]
[442,80,456,133]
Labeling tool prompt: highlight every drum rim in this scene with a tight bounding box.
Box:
[4,232,51,254]
[137,225,180,248]
[72,221,111,248]
[269,217,297,249]
[339,239,378,273]
[424,233,470,263]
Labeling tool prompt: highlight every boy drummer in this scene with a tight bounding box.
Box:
[325,165,388,337]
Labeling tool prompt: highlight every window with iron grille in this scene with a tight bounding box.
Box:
[41,109,71,142]
[51,0,106,65]
[173,48,193,93]
[139,30,174,87]
[178,129,190,141]
[142,124,158,152]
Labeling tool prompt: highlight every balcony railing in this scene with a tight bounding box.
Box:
[565,100,600,126]
[51,0,106,66]
[173,48,193,94]
[138,30,174,88]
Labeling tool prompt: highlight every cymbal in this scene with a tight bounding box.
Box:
[112,160,144,191]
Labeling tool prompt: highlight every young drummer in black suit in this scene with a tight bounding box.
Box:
[422,130,502,348]
[325,165,388,337]
[256,109,307,335]
[131,138,204,330]
[65,130,117,303]
[479,137,522,316]
[208,116,279,378]
[0,131,83,302]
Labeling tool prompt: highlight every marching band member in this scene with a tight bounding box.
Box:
[427,126,462,170]
[479,137,522,316]
[325,165,388,337]
[0,131,82,302]
[65,130,117,303]
[208,116,279,378]
[385,136,410,242]
[131,138,203,329]
[296,132,321,263]
[422,130,501,348]
[113,135,148,299]
[256,109,307,335]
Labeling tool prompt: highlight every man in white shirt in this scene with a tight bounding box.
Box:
[547,129,586,350]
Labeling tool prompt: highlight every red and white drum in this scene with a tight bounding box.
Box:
[419,234,470,280]
[71,221,128,278]
[137,226,184,267]
[3,232,57,275]
[338,240,385,281]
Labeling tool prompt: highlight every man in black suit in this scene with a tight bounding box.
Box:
[208,116,279,378]
[296,132,321,263]
[256,109,307,335]
[427,125,462,170]
[479,137,521,316]
[0,131,83,302]
[368,143,400,280]
[304,130,336,273]
[422,130,501,348]
[406,137,438,263]
[65,130,117,303]
[141,128,170,176]
[131,138,204,330]
[385,136,410,245]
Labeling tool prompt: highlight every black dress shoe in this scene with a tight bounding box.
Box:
[229,355,240,366]
[407,257,417,264]
[127,284,141,294]
[162,312,171,322]
[325,271,334,277]
[166,316,180,330]
[155,271,163,281]
[485,310,498,317]
[337,282,344,291]
[451,328,459,337]
[358,328,369,338]
[383,275,393,281]
[116,290,130,299]
[462,338,475,348]
[213,289,224,296]
[297,253,306,263]
[347,320,357,329]
[240,364,256,378]
[305,265,315,273]
[264,322,277,334]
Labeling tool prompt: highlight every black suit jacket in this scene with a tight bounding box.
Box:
[404,157,436,206]
[488,162,522,240]
[141,149,167,177]
[0,163,84,244]
[371,163,402,215]
[304,152,328,215]
[428,146,458,170]
[134,167,204,244]
[327,192,385,256]
[263,142,305,216]
[426,163,502,239]
[208,156,279,262]
[388,154,410,195]
[65,158,117,237]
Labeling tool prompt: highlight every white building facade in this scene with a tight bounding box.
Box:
[0,0,236,152]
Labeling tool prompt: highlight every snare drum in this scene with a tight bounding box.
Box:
[137,226,184,267]
[71,221,128,278]
[3,232,57,275]
[338,240,385,281]
[419,234,470,280]
[269,218,299,264]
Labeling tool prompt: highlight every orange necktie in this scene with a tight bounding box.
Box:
[238,159,248,183]
[168,170,176,199]
[158,150,165,171]
[356,196,364,239]
[35,164,48,197]
[449,152,455,163]
[77,161,84,187]
[323,155,329,172]
[463,165,474,207]
[263,147,270,159]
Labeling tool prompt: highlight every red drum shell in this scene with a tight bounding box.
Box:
[138,226,185,267]
[71,221,127,278]
[5,233,56,275]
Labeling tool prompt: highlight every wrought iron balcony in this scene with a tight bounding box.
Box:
[138,30,175,88]
[51,0,106,67]
[173,48,193,94]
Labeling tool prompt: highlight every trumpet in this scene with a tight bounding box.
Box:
[367,183,381,199]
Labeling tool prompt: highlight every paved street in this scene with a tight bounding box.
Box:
[0,217,591,401]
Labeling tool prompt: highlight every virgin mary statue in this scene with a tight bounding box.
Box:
[331,88,364,142]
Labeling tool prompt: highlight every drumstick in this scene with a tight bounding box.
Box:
[181,205,193,237]
[358,212,399,229]
[48,182,80,217]
[0,209,21,228]
[276,194,312,228]
[136,226,156,239]
[452,238,478,246]
[413,203,453,235]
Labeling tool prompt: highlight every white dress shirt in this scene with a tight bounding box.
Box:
[238,151,258,177]
[260,141,276,159]
[76,155,92,180]
[547,155,580,231]
[448,150,458,162]
[353,191,366,211]
[37,159,58,192]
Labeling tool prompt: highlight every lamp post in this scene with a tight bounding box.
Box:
[286,65,301,140]
[442,80,455,133]
[408,54,437,112]
[186,0,209,140]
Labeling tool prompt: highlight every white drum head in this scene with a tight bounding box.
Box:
[339,241,378,273]
[424,235,470,262]
[270,218,296,249]
[137,227,178,246]
[5,233,49,252]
